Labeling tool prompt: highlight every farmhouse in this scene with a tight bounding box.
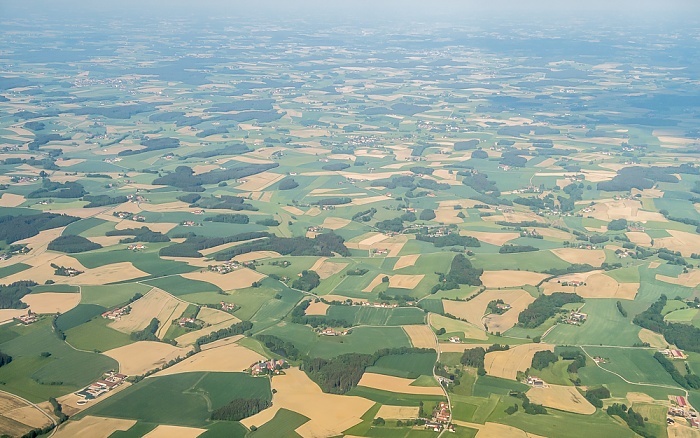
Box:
[76,372,127,400]
[220,301,235,311]
[127,244,145,251]
[15,313,38,325]
[250,359,287,376]
[448,336,461,343]
[527,376,545,387]
[660,349,688,360]
[102,306,130,320]
[178,317,196,327]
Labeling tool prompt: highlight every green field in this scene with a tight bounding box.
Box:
[248,408,308,438]
[144,275,223,296]
[347,386,445,406]
[497,408,636,438]
[0,262,30,278]
[326,306,426,326]
[580,347,681,388]
[65,317,133,352]
[366,352,437,378]
[55,304,107,331]
[85,372,271,427]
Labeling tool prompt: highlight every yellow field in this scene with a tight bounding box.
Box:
[542,271,638,300]
[362,274,385,292]
[236,172,285,191]
[481,271,550,288]
[305,300,330,316]
[402,325,435,349]
[526,385,595,415]
[434,207,463,224]
[282,206,305,215]
[20,292,80,314]
[142,425,206,438]
[154,341,263,376]
[484,343,554,380]
[656,270,700,288]
[587,199,666,222]
[0,309,29,324]
[241,368,374,438]
[550,248,606,267]
[174,314,241,347]
[375,405,420,420]
[182,267,265,291]
[0,193,25,207]
[638,328,670,349]
[321,217,352,230]
[109,288,181,334]
[654,230,700,257]
[389,274,424,289]
[626,231,652,246]
[0,392,52,436]
[309,257,348,279]
[452,420,545,438]
[358,373,444,395]
[460,230,519,246]
[103,341,192,376]
[668,423,700,438]
[394,254,420,270]
[443,289,534,334]
[54,416,136,438]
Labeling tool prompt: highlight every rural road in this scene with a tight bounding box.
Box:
[0,389,57,435]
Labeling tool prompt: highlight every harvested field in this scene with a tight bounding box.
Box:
[363,274,385,292]
[232,251,281,262]
[236,172,284,192]
[654,230,700,257]
[0,392,52,435]
[443,289,534,334]
[394,254,420,270]
[626,392,657,404]
[452,421,542,438]
[350,195,392,206]
[668,424,700,438]
[638,329,669,349]
[140,201,191,213]
[109,288,182,334]
[155,341,264,376]
[357,373,444,395]
[626,232,652,246]
[434,207,463,224]
[430,314,488,341]
[375,405,420,420]
[241,368,374,438]
[656,270,700,288]
[174,316,241,347]
[0,309,28,324]
[542,272,639,300]
[357,233,391,248]
[157,301,190,338]
[69,262,149,285]
[20,292,80,314]
[321,217,351,230]
[481,271,550,288]
[550,248,606,267]
[389,274,424,289]
[182,267,265,291]
[588,199,666,222]
[526,384,595,415]
[484,343,554,380]
[402,325,436,349]
[648,262,661,269]
[305,207,321,216]
[282,206,305,215]
[104,341,192,376]
[0,193,25,207]
[305,300,329,316]
[54,416,136,438]
[460,231,519,247]
[309,257,348,280]
[533,227,572,240]
[143,425,207,438]
[198,307,237,325]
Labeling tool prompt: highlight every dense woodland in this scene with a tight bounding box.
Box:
[213,233,350,260]
[518,293,583,328]
[0,281,37,309]
[47,235,102,253]
[210,398,271,421]
[0,213,78,244]
[634,295,700,353]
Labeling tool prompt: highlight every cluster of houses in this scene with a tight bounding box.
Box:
[319,328,350,336]
[113,211,145,222]
[54,266,83,277]
[424,402,453,432]
[346,135,378,148]
[15,312,38,325]
[307,226,324,233]
[513,186,543,194]
[220,301,235,312]
[103,157,123,164]
[177,317,197,327]
[102,305,130,321]
[207,261,241,275]
[181,221,198,227]
[559,280,585,287]
[593,356,607,364]
[659,349,687,360]
[126,194,147,203]
[127,244,146,251]
[76,371,127,402]
[564,310,588,325]
[10,176,38,184]
[448,336,461,343]
[668,395,699,427]
[526,376,545,388]
[250,359,287,376]
[192,210,205,215]
[520,229,541,238]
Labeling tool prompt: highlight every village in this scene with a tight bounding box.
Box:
[75,371,128,404]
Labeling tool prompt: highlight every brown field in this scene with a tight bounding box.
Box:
[156,301,190,339]
[182,267,265,291]
[305,207,321,216]
[526,385,595,415]
[484,343,555,380]
[241,368,374,438]
[402,325,435,349]
[434,207,463,224]
[109,288,181,334]
[142,425,206,438]
[199,237,266,256]
[305,300,330,316]
[309,257,348,279]
[354,232,391,248]
[452,421,543,438]
[587,199,666,222]
[443,289,534,334]
[69,262,150,286]
[481,271,550,288]
[0,309,28,324]
[140,201,191,213]
[648,261,661,269]
[627,231,652,246]
[0,193,25,207]
[0,393,52,436]
[533,227,572,240]
[362,274,386,292]
[236,172,285,192]
[198,307,238,325]
[638,329,669,349]
[350,195,392,206]
[103,341,192,376]
[20,292,80,314]
[429,313,488,341]
[654,230,700,257]
[375,405,420,420]
[460,230,519,247]
[551,248,606,266]
[155,341,263,376]
[192,164,221,175]
[54,416,136,438]
[656,270,700,288]
[394,254,420,270]
[282,206,305,215]
[321,216,352,230]
[389,274,424,289]
[542,272,639,300]
[358,373,444,395]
